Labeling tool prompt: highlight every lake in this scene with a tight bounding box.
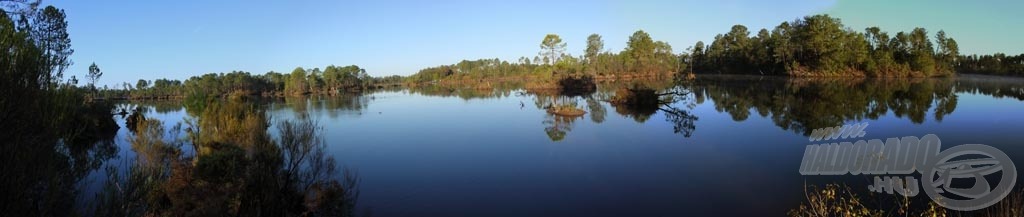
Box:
[90,74,1024,216]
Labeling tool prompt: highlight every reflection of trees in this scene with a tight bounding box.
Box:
[269,94,372,119]
[1,100,119,216]
[322,94,370,118]
[600,78,701,138]
[596,78,676,97]
[189,101,272,154]
[284,96,309,118]
[526,78,700,140]
[407,84,518,100]
[530,91,587,141]
[613,98,656,122]
[585,97,606,123]
[612,104,697,138]
[600,74,1020,138]
[609,85,700,138]
[94,100,358,216]
[684,76,959,135]
[534,92,580,110]
[141,100,185,114]
[543,113,582,141]
[130,117,181,169]
[663,106,699,137]
[955,75,1024,101]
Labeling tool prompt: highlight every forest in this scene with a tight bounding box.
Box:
[407,14,1024,84]
[98,65,407,100]
[690,14,960,77]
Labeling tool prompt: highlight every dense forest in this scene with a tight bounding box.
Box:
[407,14,1024,84]
[690,14,961,77]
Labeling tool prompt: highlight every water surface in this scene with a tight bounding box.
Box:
[98,75,1024,216]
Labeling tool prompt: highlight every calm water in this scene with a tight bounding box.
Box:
[91,75,1024,216]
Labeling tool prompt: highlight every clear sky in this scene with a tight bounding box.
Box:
[45,0,1022,87]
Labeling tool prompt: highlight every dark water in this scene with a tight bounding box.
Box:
[90,75,1024,216]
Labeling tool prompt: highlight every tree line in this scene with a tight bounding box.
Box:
[88,13,1024,98]
[410,14,994,83]
[691,14,959,77]
[956,53,1024,76]
[407,30,680,84]
[104,64,408,100]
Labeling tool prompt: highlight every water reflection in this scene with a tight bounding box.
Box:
[117,100,186,114]
[526,79,700,141]
[407,84,519,100]
[91,100,359,216]
[269,94,373,119]
[542,114,581,141]
[42,75,1024,216]
[585,97,606,123]
[608,84,701,138]
[955,75,1024,100]
[320,94,370,118]
[392,75,1022,142]
[684,75,959,135]
[206,76,1024,216]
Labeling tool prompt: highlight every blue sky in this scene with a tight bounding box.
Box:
[45,0,1022,87]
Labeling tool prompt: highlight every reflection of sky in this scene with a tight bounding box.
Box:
[312,88,1024,216]
[292,88,1011,214]
[81,83,1024,216]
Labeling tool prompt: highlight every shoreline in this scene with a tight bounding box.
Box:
[102,73,1024,102]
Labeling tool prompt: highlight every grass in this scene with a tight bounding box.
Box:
[790,183,1024,217]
